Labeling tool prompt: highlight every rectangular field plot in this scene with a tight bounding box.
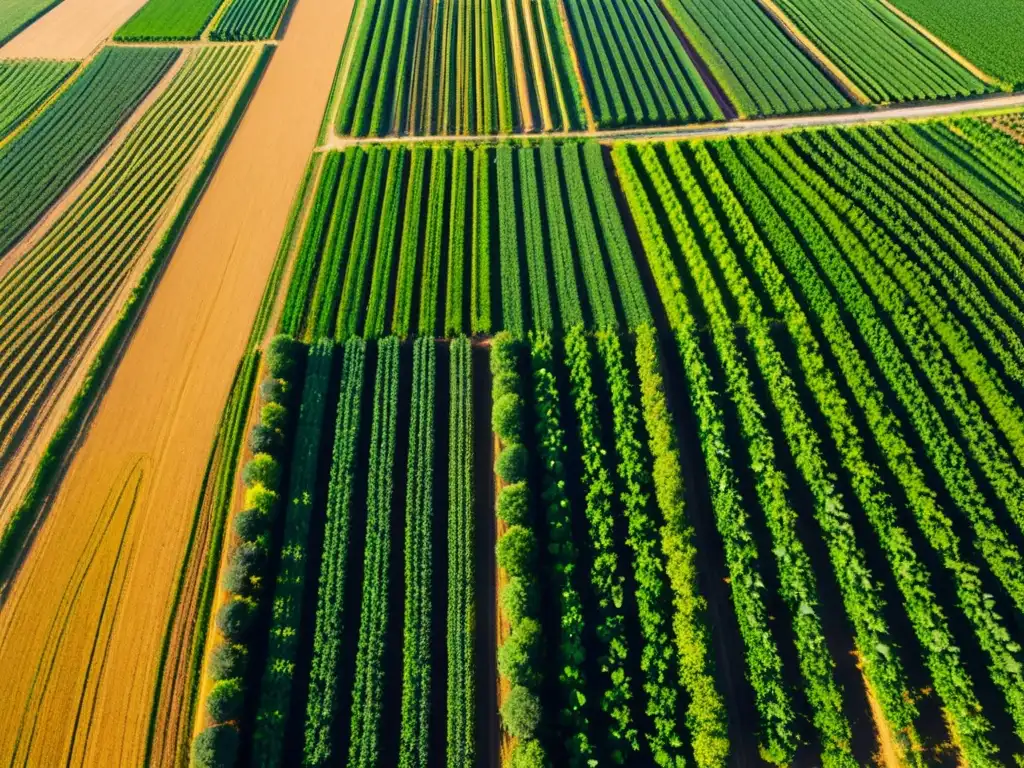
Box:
[334,0,586,136]
[209,0,289,40]
[660,0,850,116]
[611,122,1024,766]
[0,46,176,257]
[562,0,724,127]
[0,58,76,139]
[200,117,1024,768]
[770,0,989,102]
[887,0,1024,86]
[280,141,653,340]
[115,0,223,40]
[0,0,62,45]
[0,45,260,495]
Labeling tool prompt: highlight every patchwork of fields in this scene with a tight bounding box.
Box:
[3,0,1024,765]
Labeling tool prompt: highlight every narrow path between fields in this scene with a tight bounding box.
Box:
[317,90,1024,149]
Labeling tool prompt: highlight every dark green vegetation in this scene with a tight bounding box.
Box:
[0,59,76,139]
[216,333,484,767]
[615,119,1024,766]
[115,0,222,40]
[771,0,988,102]
[887,0,1024,86]
[0,45,261,577]
[660,0,849,116]
[210,0,289,41]
[0,46,176,256]
[561,0,723,127]
[279,141,648,341]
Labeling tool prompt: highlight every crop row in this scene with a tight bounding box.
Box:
[770,0,987,102]
[0,59,76,140]
[191,337,302,768]
[334,0,584,136]
[210,0,289,39]
[347,336,401,766]
[0,45,257,492]
[251,340,334,765]
[446,337,474,764]
[660,0,848,117]
[613,121,1024,764]
[528,331,594,764]
[279,142,650,342]
[0,46,176,256]
[492,332,548,766]
[399,337,436,766]
[303,337,366,765]
[562,0,721,127]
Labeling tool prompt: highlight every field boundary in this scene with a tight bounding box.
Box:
[316,91,1024,149]
[0,43,272,585]
[749,0,870,105]
[875,0,1002,88]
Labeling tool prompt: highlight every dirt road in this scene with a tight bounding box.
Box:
[320,90,1024,149]
[0,0,354,763]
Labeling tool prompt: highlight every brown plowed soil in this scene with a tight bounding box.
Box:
[0,0,355,762]
[0,0,147,59]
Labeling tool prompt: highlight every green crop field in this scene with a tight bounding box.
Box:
[0,47,176,257]
[333,0,586,136]
[887,0,1024,86]
[0,0,62,45]
[0,45,258,522]
[4,0,1024,766]
[0,59,76,139]
[115,0,224,40]
[659,0,851,116]
[278,141,650,340]
[209,0,289,40]
[770,0,989,102]
[562,0,723,127]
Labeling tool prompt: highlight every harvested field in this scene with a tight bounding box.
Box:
[0,0,354,761]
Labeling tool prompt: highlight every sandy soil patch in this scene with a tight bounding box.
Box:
[0,0,355,762]
[0,0,149,60]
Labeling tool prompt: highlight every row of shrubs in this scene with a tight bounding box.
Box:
[491,333,546,768]
[191,335,303,768]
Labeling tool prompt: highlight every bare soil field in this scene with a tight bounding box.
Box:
[0,0,149,59]
[0,0,355,763]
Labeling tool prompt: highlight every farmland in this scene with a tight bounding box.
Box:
[659,0,850,116]
[0,58,75,137]
[333,0,586,135]
[886,0,1024,86]
[3,0,1024,763]
[769,0,989,102]
[0,0,62,44]
[0,46,176,255]
[561,0,723,127]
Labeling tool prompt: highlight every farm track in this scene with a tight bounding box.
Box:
[0,0,354,762]
[320,90,1024,149]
